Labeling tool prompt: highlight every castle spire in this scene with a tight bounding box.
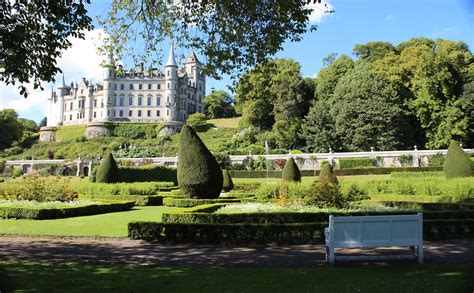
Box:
[165,43,177,67]
[58,73,66,89]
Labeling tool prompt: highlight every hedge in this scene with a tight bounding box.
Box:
[162,210,474,224]
[79,194,164,206]
[119,166,177,184]
[380,202,474,211]
[128,219,474,243]
[229,167,443,178]
[338,158,373,169]
[0,201,135,220]
[163,197,244,207]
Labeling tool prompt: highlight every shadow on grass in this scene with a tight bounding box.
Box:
[0,261,473,292]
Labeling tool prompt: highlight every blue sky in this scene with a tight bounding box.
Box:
[1,0,472,122]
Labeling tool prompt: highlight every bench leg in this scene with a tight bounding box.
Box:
[417,245,424,264]
[328,247,335,266]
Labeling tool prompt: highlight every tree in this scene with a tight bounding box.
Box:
[204,90,236,119]
[186,113,210,132]
[39,117,48,128]
[301,100,339,152]
[315,55,354,101]
[353,42,397,62]
[100,1,332,81]
[331,64,413,151]
[96,153,120,183]
[0,109,23,150]
[282,157,301,182]
[1,1,92,97]
[177,125,223,199]
[443,140,472,179]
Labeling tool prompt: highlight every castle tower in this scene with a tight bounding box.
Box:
[184,51,205,112]
[84,79,94,122]
[165,44,178,121]
[54,74,67,125]
[102,54,115,121]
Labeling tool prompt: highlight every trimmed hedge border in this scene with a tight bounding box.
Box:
[80,194,164,206]
[229,167,443,178]
[163,197,245,207]
[128,219,474,243]
[0,201,135,220]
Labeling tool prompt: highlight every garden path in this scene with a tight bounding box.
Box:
[0,236,473,267]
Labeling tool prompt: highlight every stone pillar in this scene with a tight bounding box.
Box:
[76,157,82,176]
[413,145,420,167]
[86,122,111,139]
[39,126,57,142]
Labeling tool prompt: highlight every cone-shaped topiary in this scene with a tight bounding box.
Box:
[178,124,223,198]
[443,140,473,179]
[96,153,120,183]
[282,157,301,182]
[222,169,234,192]
[319,161,338,185]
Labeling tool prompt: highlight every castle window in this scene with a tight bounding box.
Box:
[114,84,117,90]
[119,96,124,106]
[167,109,169,116]
[94,112,96,118]
[158,84,161,90]
[120,84,124,90]
[138,97,142,106]
[94,99,97,107]
[119,110,123,117]
[192,94,194,100]
[167,70,169,76]
[188,93,190,99]
[139,84,142,90]
[175,84,177,89]
[148,84,152,90]
[156,110,160,116]
[199,84,201,91]
[199,96,202,103]
[129,84,133,90]
[113,110,116,117]
[147,110,151,117]
[156,96,161,106]
[70,102,73,110]
[77,113,79,119]
[81,89,83,94]
[147,97,151,106]
[138,110,142,117]
[167,83,170,89]
[70,114,72,121]
[129,97,133,106]
[129,110,132,117]
[167,96,170,103]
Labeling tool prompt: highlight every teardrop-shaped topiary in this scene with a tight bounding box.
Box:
[96,152,120,183]
[319,161,338,185]
[177,124,223,198]
[443,140,473,179]
[222,169,234,192]
[282,157,301,182]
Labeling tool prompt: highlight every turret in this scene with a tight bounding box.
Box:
[55,74,67,125]
[165,44,178,121]
[102,55,115,122]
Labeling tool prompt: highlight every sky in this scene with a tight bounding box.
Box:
[1,0,473,123]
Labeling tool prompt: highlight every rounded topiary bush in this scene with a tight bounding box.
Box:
[282,157,301,182]
[319,161,338,185]
[222,169,234,192]
[443,140,472,179]
[177,124,223,198]
[96,153,120,183]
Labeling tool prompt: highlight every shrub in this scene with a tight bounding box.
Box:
[0,160,5,173]
[428,153,445,167]
[397,155,413,167]
[319,161,338,184]
[222,169,234,192]
[110,123,162,139]
[12,167,23,177]
[343,184,369,201]
[338,157,373,169]
[443,140,472,179]
[95,153,120,183]
[306,180,347,209]
[119,165,177,184]
[178,124,223,199]
[256,183,280,201]
[75,135,87,142]
[282,157,301,182]
[187,113,210,132]
[0,176,78,202]
[89,166,98,182]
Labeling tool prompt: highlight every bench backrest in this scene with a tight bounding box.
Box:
[328,213,423,248]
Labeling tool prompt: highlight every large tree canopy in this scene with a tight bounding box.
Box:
[1,1,93,97]
[99,1,331,80]
[204,90,236,119]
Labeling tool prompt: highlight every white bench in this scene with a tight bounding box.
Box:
[325,213,423,265]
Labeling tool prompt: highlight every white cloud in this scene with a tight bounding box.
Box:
[0,29,108,122]
[384,14,393,22]
[306,0,334,24]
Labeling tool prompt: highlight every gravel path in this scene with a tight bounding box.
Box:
[0,236,473,267]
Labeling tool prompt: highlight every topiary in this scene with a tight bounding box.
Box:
[282,157,301,182]
[319,161,338,185]
[89,165,98,182]
[443,140,472,179]
[177,124,223,198]
[95,153,120,183]
[222,169,234,192]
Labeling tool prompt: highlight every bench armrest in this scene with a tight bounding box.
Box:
[324,227,330,244]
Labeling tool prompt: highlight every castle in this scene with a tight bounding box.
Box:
[46,45,205,127]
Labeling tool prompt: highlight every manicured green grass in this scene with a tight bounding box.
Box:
[233,174,391,184]
[0,261,472,292]
[207,117,242,128]
[54,125,87,141]
[0,206,187,237]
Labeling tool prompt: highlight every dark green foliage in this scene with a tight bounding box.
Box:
[81,194,164,206]
[0,109,23,150]
[428,153,445,167]
[108,123,163,139]
[222,169,234,192]
[0,202,134,220]
[178,125,223,199]
[282,157,301,182]
[306,181,347,208]
[204,90,236,118]
[118,166,177,184]
[186,113,211,132]
[338,158,373,169]
[318,161,338,184]
[163,198,241,207]
[443,140,473,179]
[89,166,98,183]
[96,153,120,183]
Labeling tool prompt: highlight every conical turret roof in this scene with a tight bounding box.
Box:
[166,43,177,67]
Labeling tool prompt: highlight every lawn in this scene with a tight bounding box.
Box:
[0,261,472,292]
[207,117,241,128]
[233,174,391,184]
[0,206,187,237]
